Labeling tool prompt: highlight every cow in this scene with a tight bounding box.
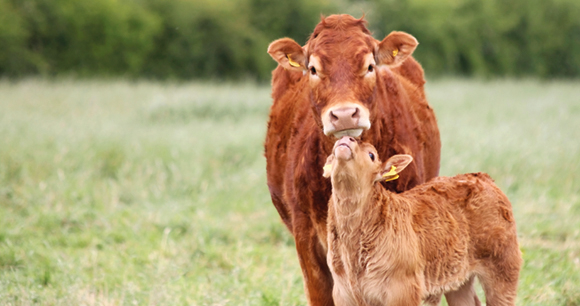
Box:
[265,14,441,305]
[323,137,521,306]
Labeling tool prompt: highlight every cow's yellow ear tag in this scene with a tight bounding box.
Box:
[392,49,398,57]
[383,165,399,182]
[287,55,301,68]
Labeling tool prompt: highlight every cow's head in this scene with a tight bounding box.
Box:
[268,14,418,138]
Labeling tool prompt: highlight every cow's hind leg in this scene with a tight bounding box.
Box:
[444,275,481,306]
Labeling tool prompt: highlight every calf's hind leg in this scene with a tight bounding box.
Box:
[477,261,520,306]
[444,275,481,306]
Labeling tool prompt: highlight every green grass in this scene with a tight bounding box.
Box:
[0,78,579,305]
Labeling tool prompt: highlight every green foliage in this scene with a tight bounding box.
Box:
[10,0,161,76]
[0,0,43,76]
[140,0,266,79]
[248,0,339,44]
[0,0,579,78]
[369,0,580,78]
[140,0,337,80]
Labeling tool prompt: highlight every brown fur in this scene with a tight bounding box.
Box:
[265,14,441,305]
[325,138,522,306]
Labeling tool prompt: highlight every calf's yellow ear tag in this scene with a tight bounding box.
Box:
[323,164,332,173]
[392,49,398,57]
[383,165,399,182]
[287,55,301,68]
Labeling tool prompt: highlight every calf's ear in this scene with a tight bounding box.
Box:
[322,155,335,178]
[268,38,307,71]
[375,31,418,67]
[378,154,413,182]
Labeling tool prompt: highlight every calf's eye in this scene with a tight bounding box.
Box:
[368,65,374,73]
[369,152,375,161]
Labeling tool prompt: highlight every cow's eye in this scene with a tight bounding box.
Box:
[369,152,375,161]
[368,65,374,73]
[310,66,317,76]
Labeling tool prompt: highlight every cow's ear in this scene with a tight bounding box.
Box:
[268,38,307,71]
[376,154,413,182]
[375,31,418,67]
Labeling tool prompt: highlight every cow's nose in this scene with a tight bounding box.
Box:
[329,107,360,129]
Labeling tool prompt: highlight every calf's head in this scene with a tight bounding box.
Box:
[323,136,413,191]
[268,14,418,138]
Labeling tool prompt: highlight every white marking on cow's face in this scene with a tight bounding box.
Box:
[321,102,371,138]
[362,53,377,78]
[308,55,322,83]
[332,129,364,138]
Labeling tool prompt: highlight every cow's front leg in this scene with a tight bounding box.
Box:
[293,211,334,306]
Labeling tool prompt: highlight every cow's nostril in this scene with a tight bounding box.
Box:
[330,111,339,121]
[348,137,355,142]
[352,108,360,119]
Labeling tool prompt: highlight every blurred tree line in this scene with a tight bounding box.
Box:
[0,0,579,80]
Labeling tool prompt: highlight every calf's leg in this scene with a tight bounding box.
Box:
[478,271,519,306]
[444,275,481,306]
[477,255,521,306]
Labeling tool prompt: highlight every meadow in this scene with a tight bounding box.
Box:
[0,78,578,305]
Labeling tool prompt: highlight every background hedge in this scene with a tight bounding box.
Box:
[1,0,579,79]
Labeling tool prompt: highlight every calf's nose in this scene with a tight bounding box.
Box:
[336,136,356,147]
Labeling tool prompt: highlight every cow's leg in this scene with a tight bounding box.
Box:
[268,189,293,232]
[293,212,334,306]
[444,275,481,306]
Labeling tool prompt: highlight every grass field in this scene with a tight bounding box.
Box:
[0,78,579,305]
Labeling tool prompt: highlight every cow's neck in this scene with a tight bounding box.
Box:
[368,71,397,146]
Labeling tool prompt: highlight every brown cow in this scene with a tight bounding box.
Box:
[323,137,521,306]
[265,15,440,305]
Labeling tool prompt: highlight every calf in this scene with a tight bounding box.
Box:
[323,137,522,306]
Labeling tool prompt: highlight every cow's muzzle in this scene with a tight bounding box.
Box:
[322,104,371,138]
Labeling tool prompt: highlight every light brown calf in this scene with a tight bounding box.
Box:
[323,137,522,306]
